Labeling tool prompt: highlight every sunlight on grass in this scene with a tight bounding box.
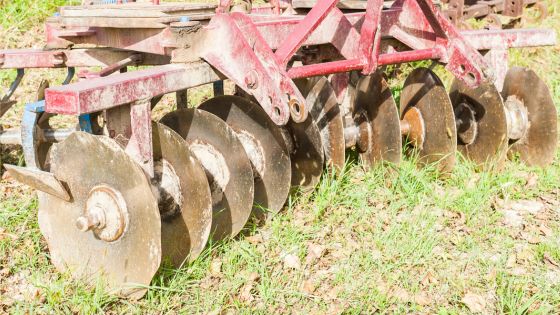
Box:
[0,0,559,313]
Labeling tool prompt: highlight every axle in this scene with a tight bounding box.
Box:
[0,128,74,145]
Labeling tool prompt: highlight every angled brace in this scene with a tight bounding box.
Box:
[390,0,494,88]
[201,13,308,125]
[0,69,24,118]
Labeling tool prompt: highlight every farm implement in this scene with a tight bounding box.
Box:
[438,0,548,28]
[0,0,557,298]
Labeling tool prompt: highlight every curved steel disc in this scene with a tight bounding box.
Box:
[284,117,325,191]
[354,72,402,167]
[37,132,161,300]
[160,109,254,241]
[199,96,291,221]
[502,67,558,166]
[296,77,345,169]
[450,77,508,168]
[400,68,457,172]
[152,122,212,267]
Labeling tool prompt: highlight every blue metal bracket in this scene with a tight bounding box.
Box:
[25,101,46,113]
[79,114,93,133]
[21,101,46,169]
[213,80,224,96]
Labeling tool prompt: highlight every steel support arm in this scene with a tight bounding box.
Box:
[45,62,221,115]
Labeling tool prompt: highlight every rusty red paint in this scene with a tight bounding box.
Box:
[358,0,384,74]
[274,0,339,66]
[288,48,441,78]
[26,0,554,125]
[201,13,306,124]
[127,100,154,177]
[0,50,67,69]
[44,63,221,115]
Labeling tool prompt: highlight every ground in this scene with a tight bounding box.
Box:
[1,1,559,314]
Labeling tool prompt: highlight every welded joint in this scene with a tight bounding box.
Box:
[51,51,66,66]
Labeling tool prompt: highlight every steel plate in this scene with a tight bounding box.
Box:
[38,132,161,300]
[354,71,402,167]
[450,77,508,168]
[502,67,557,166]
[401,68,457,172]
[199,96,291,221]
[296,77,346,169]
[152,122,212,267]
[160,109,254,241]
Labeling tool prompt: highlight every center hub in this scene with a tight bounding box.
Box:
[189,140,230,205]
[355,111,371,153]
[401,107,426,150]
[152,159,183,220]
[454,102,478,145]
[235,130,266,177]
[76,185,129,242]
[504,95,529,141]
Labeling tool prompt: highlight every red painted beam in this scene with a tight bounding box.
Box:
[287,48,442,78]
[44,62,221,115]
[0,50,65,68]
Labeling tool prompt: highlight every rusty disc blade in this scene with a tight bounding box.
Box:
[400,67,457,172]
[199,96,291,221]
[284,117,325,191]
[354,71,402,167]
[152,122,212,267]
[296,77,345,169]
[502,67,557,166]
[450,77,508,168]
[38,132,161,300]
[160,109,254,241]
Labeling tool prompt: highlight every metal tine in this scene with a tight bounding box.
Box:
[1,69,24,103]
[0,69,24,118]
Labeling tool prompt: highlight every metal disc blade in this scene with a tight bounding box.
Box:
[152,122,212,267]
[450,78,508,168]
[38,132,161,300]
[199,96,291,221]
[284,117,325,191]
[401,68,457,172]
[160,109,254,241]
[354,72,402,167]
[502,67,558,166]
[296,77,346,169]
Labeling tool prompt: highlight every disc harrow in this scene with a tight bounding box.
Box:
[0,0,557,298]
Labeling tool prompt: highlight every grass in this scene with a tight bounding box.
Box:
[1,1,560,314]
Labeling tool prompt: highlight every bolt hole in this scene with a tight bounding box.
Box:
[291,102,301,115]
[274,107,281,117]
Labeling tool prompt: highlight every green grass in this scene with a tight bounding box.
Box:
[0,0,75,32]
[1,0,560,314]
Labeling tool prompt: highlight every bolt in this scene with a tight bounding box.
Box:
[76,214,101,232]
[244,70,258,89]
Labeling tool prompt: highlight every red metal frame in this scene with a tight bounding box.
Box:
[28,0,554,121]
[0,0,556,176]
